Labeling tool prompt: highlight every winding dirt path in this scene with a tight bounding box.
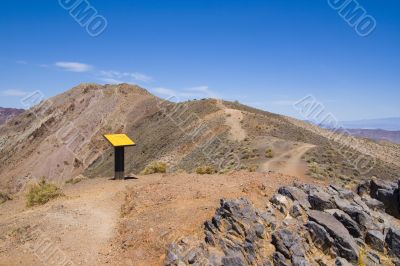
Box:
[216,100,246,141]
[0,178,129,266]
[260,143,315,178]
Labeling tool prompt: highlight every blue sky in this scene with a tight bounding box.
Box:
[0,0,399,120]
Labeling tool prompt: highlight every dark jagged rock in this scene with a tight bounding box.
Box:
[272,229,308,263]
[273,252,290,266]
[329,185,354,200]
[165,179,400,265]
[325,209,362,238]
[290,201,303,218]
[335,257,352,266]
[366,251,381,266]
[365,230,385,252]
[278,186,311,209]
[362,195,385,211]
[306,221,334,253]
[307,210,359,262]
[368,179,400,218]
[270,194,290,213]
[308,190,336,211]
[386,228,400,258]
[221,255,246,266]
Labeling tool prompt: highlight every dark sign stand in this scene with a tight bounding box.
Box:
[103,134,136,180]
[114,146,125,180]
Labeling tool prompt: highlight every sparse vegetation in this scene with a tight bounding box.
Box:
[265,148,274,158]
[247,165,258,172]
[0,192,11,204]
[26,177,62,207]
[140,162,167,175]
[196,165,217,175]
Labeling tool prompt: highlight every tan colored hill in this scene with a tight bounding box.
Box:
[1,83,399,195]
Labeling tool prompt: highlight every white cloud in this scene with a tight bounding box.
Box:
[1,89,28,97]
[99,78,125,84]
[131,72,153,82]
[152,85,219,101]
[98,70,153,83]
[55,62,93,72]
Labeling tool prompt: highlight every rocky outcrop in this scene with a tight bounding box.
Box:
[308,210,359,262]
[364,179,400,218]
[166,179,400,265]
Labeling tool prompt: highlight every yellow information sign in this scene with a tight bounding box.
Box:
[104,134,136,147]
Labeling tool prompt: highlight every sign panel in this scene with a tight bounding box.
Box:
[104,134,136,147]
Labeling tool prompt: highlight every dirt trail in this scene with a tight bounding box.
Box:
[216,100,246,141]
[260,143,315,178]
[0,178,129,266]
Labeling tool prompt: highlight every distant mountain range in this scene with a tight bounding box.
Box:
[346,128,400,144]
[340,117,400,131]
[0,107,24,125]
[311,117,400,144]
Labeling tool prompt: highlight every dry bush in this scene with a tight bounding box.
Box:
[141,162,167,175]
[0,192,11,204]
[247,165,258,172]
[26,177,62,207]
[265,148,274,158]
[196,165,217,175]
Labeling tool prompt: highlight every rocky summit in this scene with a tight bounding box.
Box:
[166,179,400,265]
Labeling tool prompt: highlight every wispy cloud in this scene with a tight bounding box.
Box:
[55,62,93,72]
[1,89,29,97]
[152,85,219,100]
[98,70,153,83]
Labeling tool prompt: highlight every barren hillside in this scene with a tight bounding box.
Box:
[1,83,399,195]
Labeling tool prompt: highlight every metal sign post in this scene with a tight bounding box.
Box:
[104,134,136,180]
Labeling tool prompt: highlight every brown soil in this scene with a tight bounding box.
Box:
[0,172,324,266]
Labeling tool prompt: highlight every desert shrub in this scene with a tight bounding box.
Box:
[26,177,62,207]
[0,192,11,204]
[247,165,258,172]
[196,165,217,175]
[141,162,167,175]
[265,148,274,158]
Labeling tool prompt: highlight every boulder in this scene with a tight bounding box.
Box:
[335,257,352,266]
[386,228,400,258]
[270,194,290,213]
[221,255,246,266]
[370,179,396,197]
[365,230,385,252]
[290,201,303,218]
[366,251,381,266]
[306,221,334,253]
[273,252,290,266]
[278,186,311,209]
[308,190,336,211]
[357,181,370,197]
[362,195,385,211]
[325,209,362,238]
[272,229,306,259]
[330,185,354,200]
[307,210,359,262]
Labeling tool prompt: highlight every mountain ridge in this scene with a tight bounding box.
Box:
[1,83,399,194]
